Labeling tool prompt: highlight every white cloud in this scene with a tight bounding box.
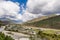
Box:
[0,1,22,20]
[26,0,60,15]
[1,0,60,23]
[0,0,47,22]
[19,0,60,22]
[21,11,35,22]
[20,10,46,22]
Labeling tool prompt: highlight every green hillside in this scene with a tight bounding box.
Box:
[23,15,60,29]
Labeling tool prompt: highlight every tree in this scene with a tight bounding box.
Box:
[0,32,14,40]
[4,36,14,40]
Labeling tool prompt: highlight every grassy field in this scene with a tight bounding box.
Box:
[34,29,60,40]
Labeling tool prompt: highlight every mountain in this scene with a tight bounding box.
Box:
[22,15,60,29]
[0,20,8,26]
[0,19,14,24]
[26,15,57,23]
[0,17,23,24]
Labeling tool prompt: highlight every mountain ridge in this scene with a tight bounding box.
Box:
[22,15,60,29]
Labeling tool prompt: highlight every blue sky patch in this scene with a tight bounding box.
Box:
[10,0,27,14]
[10,0,27,8]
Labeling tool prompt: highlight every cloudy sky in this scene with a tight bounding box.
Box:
[0,0,60,23]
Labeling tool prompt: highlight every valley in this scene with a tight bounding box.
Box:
[0,15,60,40]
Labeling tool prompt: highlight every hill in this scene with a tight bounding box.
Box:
[22,15,60,29]
[0,20,12,26]
[0,19,15,26]
[26,15,57,23]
